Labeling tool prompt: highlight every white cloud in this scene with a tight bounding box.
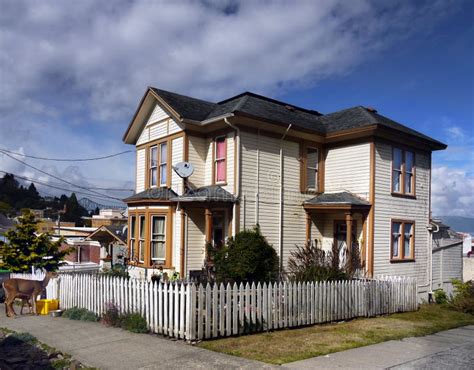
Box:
[446,126,465,140]
[432,166,474,217]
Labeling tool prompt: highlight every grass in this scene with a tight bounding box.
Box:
[198,304,474,365]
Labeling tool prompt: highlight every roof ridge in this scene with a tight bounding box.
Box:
[150,86,216,106]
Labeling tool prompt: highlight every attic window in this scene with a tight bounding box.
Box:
[285,105,295,112]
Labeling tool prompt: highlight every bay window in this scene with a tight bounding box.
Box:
[149,146,158,187]
[138,215,145,263]
[151,216,166,261]
[159,143,167,187]
[129,216,136,261]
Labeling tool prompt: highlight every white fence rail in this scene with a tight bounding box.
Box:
[41,275,416,340]
[10,272,60,300]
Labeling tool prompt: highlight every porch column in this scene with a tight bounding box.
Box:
[205,208,213,243]
[305,211,312,243]
[345,212,353,260]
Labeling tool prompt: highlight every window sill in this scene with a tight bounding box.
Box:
[390,258,415,263]
[301,190,322,195]
[391,192,416,200]
[214,181,228,186]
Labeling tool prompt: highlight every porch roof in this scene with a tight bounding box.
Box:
[304,192,370,211]
[171,185,236,203]
[123,187,178,204]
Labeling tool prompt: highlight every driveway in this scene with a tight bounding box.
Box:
[0,305,273,369]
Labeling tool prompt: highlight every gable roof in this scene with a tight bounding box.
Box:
[124,87,446,150]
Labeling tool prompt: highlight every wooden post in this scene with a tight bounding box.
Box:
[345,212,353,263]
[305,211,312,243]
[205,208,212,243]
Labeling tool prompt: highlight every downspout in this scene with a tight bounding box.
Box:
[224,116,240,236]
[425,222,439,297]
[279,124,292,277]
[256,129,260,225]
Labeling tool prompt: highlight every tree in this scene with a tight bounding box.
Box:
[207,226,279,283]
[0,210,73,272]
[62,193,88,226]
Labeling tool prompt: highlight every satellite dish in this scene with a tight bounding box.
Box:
[173,162,194,179]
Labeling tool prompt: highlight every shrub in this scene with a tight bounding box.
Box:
[100,265,129,279]
[3,332,37,346]
[63,307,98,321]
[121,313,148,333]
[101,302,122,327]
[207,226,279,283]
[450,279,474,314]
[287,240,362,282]
[434,289,448,304]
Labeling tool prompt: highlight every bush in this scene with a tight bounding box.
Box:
[101,302,122,327]
[63,307,98,321]
[3,332,37,346]
[120,313,148,333]
[434,289,448,304]
[207,226,279,283]
[99,265,129,279]
[287,240,362,282]
[450,279,474,314]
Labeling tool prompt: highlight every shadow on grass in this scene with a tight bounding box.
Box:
[0,333,54,370]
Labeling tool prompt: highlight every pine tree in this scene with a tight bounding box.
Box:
[0,211,73,272]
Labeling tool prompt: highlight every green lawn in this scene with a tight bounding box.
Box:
[198,304,474,365]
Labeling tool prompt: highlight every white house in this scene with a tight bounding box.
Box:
[122,87,446,299]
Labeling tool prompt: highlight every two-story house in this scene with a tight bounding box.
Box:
[123,87,446,298]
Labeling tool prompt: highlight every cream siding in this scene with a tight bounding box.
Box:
[204,138,213,185]
[186,209,206,271]
[187,136,207,188]
[136,149,146,193]
[222,132,235,193]
[373,141,431,296]
[173,209,181,273]
[325,143,370,199]
[136,104,183,146]
[171,137,184,195]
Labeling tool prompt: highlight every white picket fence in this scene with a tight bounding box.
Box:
[10,272,60,300]
[8,272,417,341]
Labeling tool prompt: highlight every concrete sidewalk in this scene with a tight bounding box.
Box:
[0,307,273,369]
[283,325,474,369]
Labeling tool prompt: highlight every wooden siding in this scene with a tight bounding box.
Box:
[186,209,206,271]
[373,141,431,295]
[137,104,183,146]
[173,208,181,273]
[171,136,184,195]
[187,135,207,188]
[432,244,463,295]
[136,148,146,193]
[325,143,370,198]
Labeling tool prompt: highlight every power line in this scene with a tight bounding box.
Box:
[0,150,123,201]
[0,170,128,204]
[0,147,133,162]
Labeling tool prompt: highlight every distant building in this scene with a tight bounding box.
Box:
[37,219,75,233]
[85,209,128,228]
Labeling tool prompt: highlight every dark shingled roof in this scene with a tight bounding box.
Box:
[147,88,446,149]
[305,192,370,206]
[172,185,236,203]
[123,187,178,203]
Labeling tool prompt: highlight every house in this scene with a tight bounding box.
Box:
[122,87,446,299]
[85,208,128,228]
[430,219,463,295]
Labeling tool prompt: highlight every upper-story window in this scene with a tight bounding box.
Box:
[214,136,226,183]
[392,147,415,195]
[301,144,320,192]
[149,142,168,187]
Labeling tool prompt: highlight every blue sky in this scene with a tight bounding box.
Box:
[0,0,472,215]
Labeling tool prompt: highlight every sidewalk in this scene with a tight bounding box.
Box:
[0,305,273,369]
[283,325,474,369]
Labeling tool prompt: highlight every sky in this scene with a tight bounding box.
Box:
[0,0,472,215]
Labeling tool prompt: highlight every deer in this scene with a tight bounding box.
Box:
[3,271,58,317]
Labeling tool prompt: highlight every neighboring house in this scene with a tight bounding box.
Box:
[37,219,75,233]
[85,208,128,228]
[86,224,128,268]
[122,87,446,299]
[430,220,463,295]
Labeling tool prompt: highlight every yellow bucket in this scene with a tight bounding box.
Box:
[36,299,59,315]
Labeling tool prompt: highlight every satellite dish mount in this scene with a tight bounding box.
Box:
[173,162,194,179]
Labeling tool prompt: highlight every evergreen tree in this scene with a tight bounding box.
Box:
[62,193,88,226]
[0,210,73,272]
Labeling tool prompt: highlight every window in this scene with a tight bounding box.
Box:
[306,147,319,191]
[159,143,167,187]
[212,214,225,247]
[391,221,414,261]
[149,146,158,187]
[138,215,145,263]
[129,216,136,261]
[151,216,166,261]
[392,148,415,195]
[214,136,226,183]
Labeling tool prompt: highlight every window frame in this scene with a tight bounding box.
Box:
[159,142,168,187]
[391,147,416,197]
[129,215,136,262]
[300,142,323,193]
[150,215,167,262]
[213,135,227,184]
[145,138,172,189]
[138,215,146,263]
[390,219,415,262]
[149,145,158,188]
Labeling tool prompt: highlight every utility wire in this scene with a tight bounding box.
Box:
[0,147,133,162]
[0,170,128,204]
[0,150,123,201]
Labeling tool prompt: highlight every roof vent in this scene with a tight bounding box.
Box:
[366,106,377,113]
[285,105,295,112]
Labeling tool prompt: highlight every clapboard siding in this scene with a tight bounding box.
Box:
[137,104,183,146]
[173,209,181,273]
[222,132,235,194]
[432,244,463,295]
[325,143,370,198]
[136,148,146,193]
[171,137,184,195]
[188,135,207,188]
[373,141,431,295]
[186,209,205,271]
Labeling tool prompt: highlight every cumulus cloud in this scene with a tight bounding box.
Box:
[432,167,474,217]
